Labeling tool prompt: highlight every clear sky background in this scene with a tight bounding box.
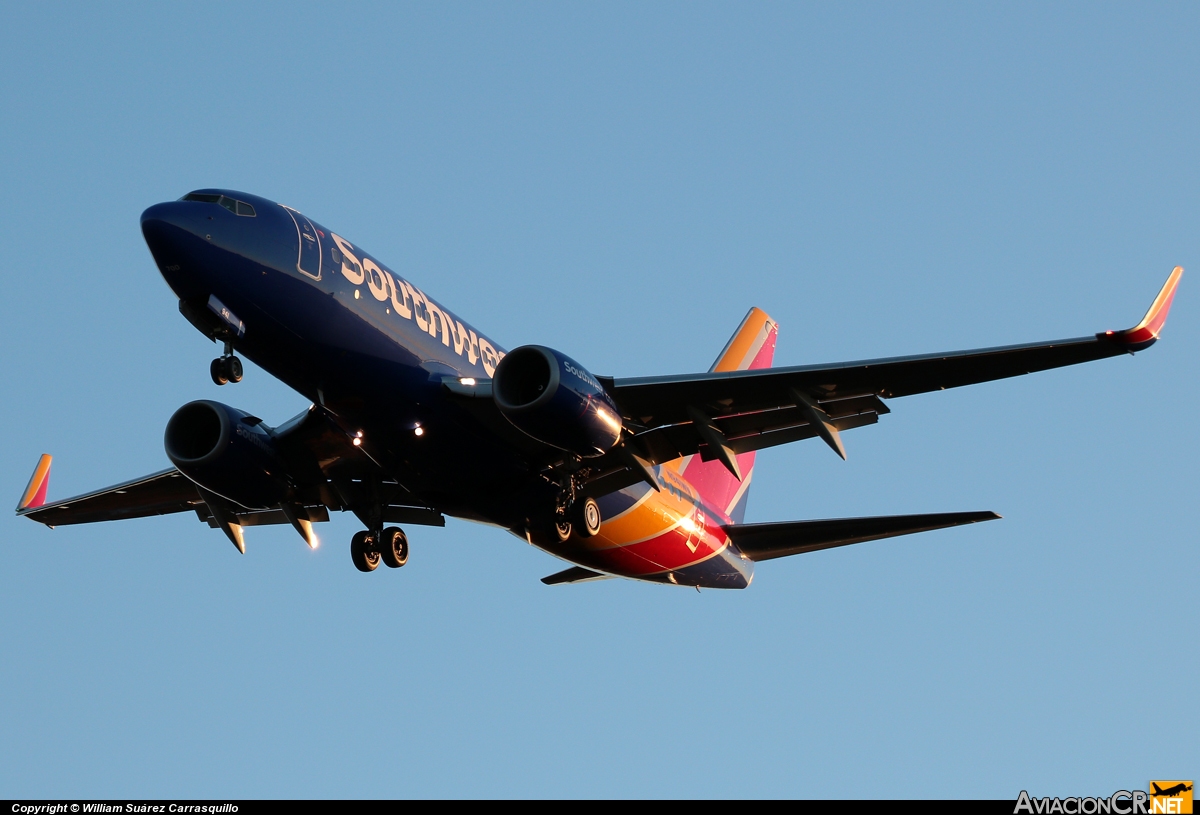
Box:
[0,2,1195,799]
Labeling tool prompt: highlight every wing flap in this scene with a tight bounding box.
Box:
[726,511,1000,562]
[625,395,886,467]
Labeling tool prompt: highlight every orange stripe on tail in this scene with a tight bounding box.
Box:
[17,454,52,511]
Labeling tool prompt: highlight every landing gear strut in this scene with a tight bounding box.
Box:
[350,526,409,572]
[210,341,243,386]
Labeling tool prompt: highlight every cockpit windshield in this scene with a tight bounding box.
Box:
[181,192,256,217]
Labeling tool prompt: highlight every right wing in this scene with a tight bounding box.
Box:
[17,461,206,526]
[16,405,446,551]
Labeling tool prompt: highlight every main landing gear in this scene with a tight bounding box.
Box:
[210,341,243,386]
[550,496,602,542]
[350,526,409,573]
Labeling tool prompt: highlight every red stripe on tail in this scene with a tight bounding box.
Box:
[678,309,777,523]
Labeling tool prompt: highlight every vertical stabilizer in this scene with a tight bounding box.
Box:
[677,308,777,523]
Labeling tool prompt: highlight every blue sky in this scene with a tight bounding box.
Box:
[0,2,1195,799]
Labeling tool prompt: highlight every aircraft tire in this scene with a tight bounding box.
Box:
[210,358,228,386]
[554,518,572,542]
[572,497,602,537]
[380,527,409,568]
[226,356,243,383]
[350,531,380,572]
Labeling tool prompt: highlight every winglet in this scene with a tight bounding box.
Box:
[16,454,52,512]
[1107,266,1183,350]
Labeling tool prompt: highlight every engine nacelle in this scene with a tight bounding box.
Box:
[492,345,623,457]
[164,400,290,510]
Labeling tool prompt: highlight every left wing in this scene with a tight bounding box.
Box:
[604,267,1182,427]
[570,268,1182,496]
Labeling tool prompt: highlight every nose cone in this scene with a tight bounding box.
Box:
[141,200,196,254]
[141,200,216,301]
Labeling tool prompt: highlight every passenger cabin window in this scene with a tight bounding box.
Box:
[180,192,256,217]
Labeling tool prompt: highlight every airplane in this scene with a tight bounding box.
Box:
[15,189,1183,588]
[1152,784,1193,798]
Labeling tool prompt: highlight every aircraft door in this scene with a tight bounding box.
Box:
[282,206,322,280]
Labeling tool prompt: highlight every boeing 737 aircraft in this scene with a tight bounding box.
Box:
[15,190,1183,587]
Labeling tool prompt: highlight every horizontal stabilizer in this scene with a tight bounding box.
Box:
[541,565,614,585]
[726,511,1000,562]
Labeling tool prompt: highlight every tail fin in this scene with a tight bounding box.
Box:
[677,308,777,523]
[17,454,52,512]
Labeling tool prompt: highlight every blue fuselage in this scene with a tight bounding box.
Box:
[140,188,753,587]
[142,190,543,527]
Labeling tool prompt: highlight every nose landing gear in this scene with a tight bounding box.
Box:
[350,526,409,572]
[210,341,243,386]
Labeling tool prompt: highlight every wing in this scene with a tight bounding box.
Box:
[605,267,1182,427]
[17,463,206,526]
[564,268,1182,496]
[16,405,445,552]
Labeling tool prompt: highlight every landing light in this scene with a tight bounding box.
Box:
[352,438,362,447]
[459,377,476,386]
[414,426,425,437]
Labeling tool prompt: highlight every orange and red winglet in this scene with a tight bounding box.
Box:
[16,454,52,513]
[1104,266,1184,351]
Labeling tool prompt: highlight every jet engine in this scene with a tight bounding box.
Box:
[164,400,290,509]
[492,345,623,457]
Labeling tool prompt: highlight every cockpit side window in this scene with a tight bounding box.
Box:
[179,192,256,217]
